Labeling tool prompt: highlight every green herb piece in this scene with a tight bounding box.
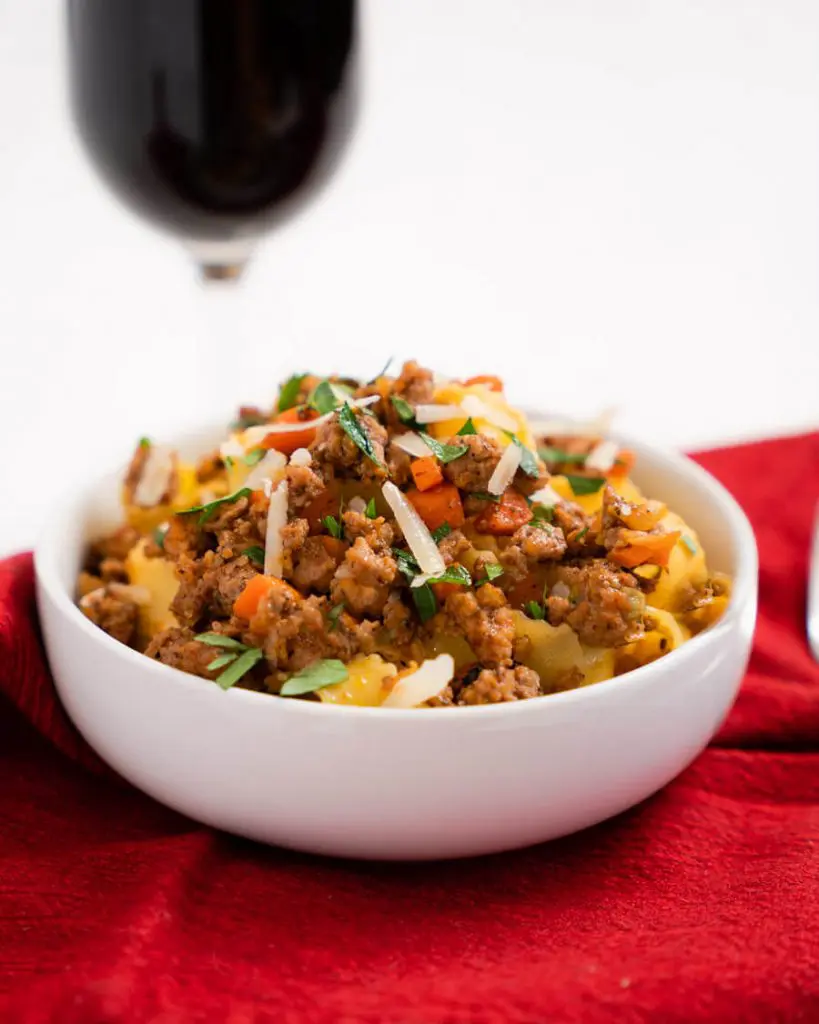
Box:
[368,357,393,384]
[309,379,341,415]
[243,448,265,467]
[152,525,168,550]
[323,515,343,539]
[456,417,478,436]
[224,455,235,469]
[503,432,540,478]
[419,432,468,464]
[565,475,606,497]
[575,526,589,542]
[431,523,452,543]
[277,373,307,413]
[214,647,265,691]
[526,600,545,620]
[476,562,504,587]
[327,603,345,631]
[411,583,438,623]
[393,547,420,579]
[194,633,249,651]
[280,659,349,696]
[531,505,555,525]
[681,534,698,555]
[390,395,418,426]
[207,653,238,672]
[138,436,151,449]
[365,497,378,519]
[244,545,265,568]
[338,403,383,467]
[427,564,471,587]
[177,487,253,526]
[470,491,501,504]
[538,447,589,465]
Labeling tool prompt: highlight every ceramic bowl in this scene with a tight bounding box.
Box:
[35,426,757,860]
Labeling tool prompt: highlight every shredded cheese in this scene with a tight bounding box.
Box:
[529,483,563,506]
[245,450,287,491]
[107,583,152,605]
[382,482,446,577]
[460,395,517,432]
[381,654,455,709]
[413,403,466,424]
[264,480,288,577]
[585,439,619,473]
[289,447,312,467]
[487,442,522,496]
[133,445,175,508]
[391,431,432,458]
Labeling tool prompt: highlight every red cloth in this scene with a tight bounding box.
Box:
[1,432,819,1024]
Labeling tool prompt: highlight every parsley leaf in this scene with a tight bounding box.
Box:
[426,564,471,587]
[365,497,377,519]
[393,547,420,579]
[244,545,265,567]
[539,447,588,465]
[152,524,168,550]
[575,526,589,542]
[243,448,265,467]
[565,475,606,497]
[338,403,383,467]
[280,659,349,696]
[207,653,238,672]
[177,488,253,526]
[411,583,438,623]
[419,432,468,464]
[456,417,478,436]
[681,534,698,555]
[138,436,151,449]
[194,633,249,651]
[327,603,345,631]
[470,491,501,503]
[476,562,504,587]
[323,515,343,539]
[213,647,265,690]
[504,432,540,478]
[431,523,452,543]
[390,395,418,426]
[531,505,554,525]
[277,373,307,413]
[526,601,545,620]
[309,379,341,415]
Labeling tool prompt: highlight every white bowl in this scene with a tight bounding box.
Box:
[35,426,757,860]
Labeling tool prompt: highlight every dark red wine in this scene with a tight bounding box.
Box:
[68,0,357,244]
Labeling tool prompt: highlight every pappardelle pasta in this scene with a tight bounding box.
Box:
[77,362,730,708]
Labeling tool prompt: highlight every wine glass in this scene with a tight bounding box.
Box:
[66,0,358,282]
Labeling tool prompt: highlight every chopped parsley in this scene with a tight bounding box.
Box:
[575,526,589,542]
[419,432,468,464]
[138,436,151,449]
[504,432,540,478]
[309,379,341,415]
[327,603,345,631]
[476,562,504,587]
[539,446,589,465]
[431,523,452,543]
[393,547,420,579]
[564,474,606,497]
[277,373,307,413]
[338,402,383,467]
[456,417,478,436]
[152,524,168,550]
[530,505,555,526]
[323,515,343,539]
[526,600,545,620]
[194,633,264,690]
[244,545,265,568]
[365,497,378,519]
[681,535,698,555]
[426,564,471,587]
[243,448,265,467]
[390,395,417,426]
[411,583,438,623]
[177,488,253,526]
[280,659,349,696]
[470,491,502,503]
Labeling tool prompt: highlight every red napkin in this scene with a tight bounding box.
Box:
[2,432,819,1024]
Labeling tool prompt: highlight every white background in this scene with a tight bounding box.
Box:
[0,0,817,555]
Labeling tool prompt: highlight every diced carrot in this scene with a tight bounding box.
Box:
[474,489,532,536]
[405,483,465,532]
[463,375,504,392]
[260,407,320,455]
[431,581,461,602]
[411,456,444,492]
[302,484,341,534]
[320,535,347,560]
[233,574,300,620]
[608,449,636,478]
[608,530,681,569]
[506,573,547,610]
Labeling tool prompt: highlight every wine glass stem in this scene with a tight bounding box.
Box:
[196,278,240,425]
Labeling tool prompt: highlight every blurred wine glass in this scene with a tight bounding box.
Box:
[67,0,358,282]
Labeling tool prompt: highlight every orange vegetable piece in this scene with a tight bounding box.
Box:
[463,375,504,392]
[411,456,444,492]
[474,489,532,536]
[234,575,300,620]
[302,483,341,534]
[405,483,465,532]
[608,449,635,478]
[320,535,347,559]
[608,530,681,569]
[260,407,319,456]
[506,572,547,610]
[431,581,461,602]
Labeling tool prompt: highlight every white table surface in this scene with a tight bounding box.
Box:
[0,0,817,556]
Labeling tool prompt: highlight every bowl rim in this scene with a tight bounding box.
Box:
[34,425,758,722]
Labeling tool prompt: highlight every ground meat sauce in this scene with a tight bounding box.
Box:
[78,360,723,707]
